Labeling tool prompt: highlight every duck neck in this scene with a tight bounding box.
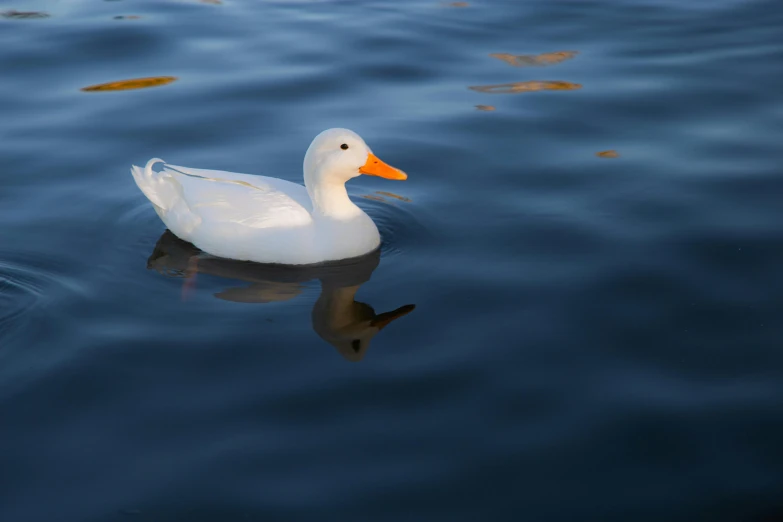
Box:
[305,178,362,219]
[315,284,362,328]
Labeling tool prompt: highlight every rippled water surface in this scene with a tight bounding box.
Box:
[2,0,783,520]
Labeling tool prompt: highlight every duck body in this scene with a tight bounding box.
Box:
[130,129,407,265]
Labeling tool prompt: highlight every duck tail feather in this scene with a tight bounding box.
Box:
[131,158,170,211]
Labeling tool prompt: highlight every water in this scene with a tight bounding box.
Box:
[2,0,783,520]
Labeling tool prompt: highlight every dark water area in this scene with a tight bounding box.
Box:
[2,0,783,520]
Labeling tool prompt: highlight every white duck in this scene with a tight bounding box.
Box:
[131,128,407,265]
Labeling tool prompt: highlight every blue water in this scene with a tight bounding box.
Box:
[2,0,783,520]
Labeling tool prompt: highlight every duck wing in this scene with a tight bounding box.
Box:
[132,160,313,238]
[162,164,313,227]
[164,164,313,212]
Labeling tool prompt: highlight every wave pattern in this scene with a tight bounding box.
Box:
[0,0,782,521]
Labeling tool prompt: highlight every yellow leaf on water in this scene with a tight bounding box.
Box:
[489,51,578,67]
[536,51,579,65]
[81,76,177,92]
[596,150,620,158]
[469,81,581,94]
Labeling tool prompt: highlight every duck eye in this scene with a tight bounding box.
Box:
[340,144,349,150]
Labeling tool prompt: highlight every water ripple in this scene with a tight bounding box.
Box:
[355,194,432,260]
[0,259,54,343]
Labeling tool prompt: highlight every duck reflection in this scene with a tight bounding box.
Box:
[147,230,415,361]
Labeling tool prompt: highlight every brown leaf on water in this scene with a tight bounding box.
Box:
[596,150,620,158]
[444,1,469,6]
[200,0,223,4]
[489,51,578,67]
[536,51,579,65]
[475,105,496,111]
[2,10,50,19]
[81,76,177,92]
[469,81,581,94]
[375,191,411,202]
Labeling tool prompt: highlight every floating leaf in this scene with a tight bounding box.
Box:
[475,104,496,111]
[469,81,581,94]
[81,76,177,92]
[2,10,50,19]
[596,150,620,158]
[489,51,578,67]
[444,1,469,6]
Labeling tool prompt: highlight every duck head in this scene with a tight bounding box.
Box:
[303,128,407,187]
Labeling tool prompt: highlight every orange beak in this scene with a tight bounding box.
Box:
[359,153,407,180]
[370,304,416,330]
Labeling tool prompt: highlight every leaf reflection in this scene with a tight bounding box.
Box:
[81,76,177,92]
[489,51,578,67]
[363,191,412,203]
[375,191,411,202]
[469,81,581,94]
